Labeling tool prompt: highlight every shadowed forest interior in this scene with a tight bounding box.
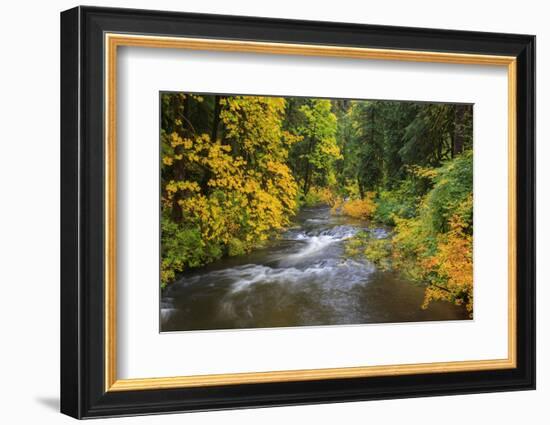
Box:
[160,92,473,331]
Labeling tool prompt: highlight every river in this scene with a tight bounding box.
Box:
[161,205,468,331]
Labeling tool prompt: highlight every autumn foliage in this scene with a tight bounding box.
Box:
[386,153,473,315]
[160,94,299,286]
[421,214,473,313]
[340,195,377,220]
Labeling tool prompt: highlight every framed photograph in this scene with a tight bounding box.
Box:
[60,6,535,419]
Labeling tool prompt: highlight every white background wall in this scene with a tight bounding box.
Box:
[0,0,545,423]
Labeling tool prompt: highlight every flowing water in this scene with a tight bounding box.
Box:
[161,206,468,332]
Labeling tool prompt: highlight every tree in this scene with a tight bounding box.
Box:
[452,104,473,157]
[350,101,385,196]
[160,94,300,286]
[293,99,340,195]
[400,103,455,167]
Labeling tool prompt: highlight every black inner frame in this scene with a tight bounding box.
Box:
[61,6,535,419]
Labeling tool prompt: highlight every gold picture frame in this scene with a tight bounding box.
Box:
[104,34,517,392]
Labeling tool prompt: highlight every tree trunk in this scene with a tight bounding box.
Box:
[170,95,192,223]
[302,134,315,195]
[303,163,311,195]
[211,95,221,142]
[371,106,375,146]
[358,177,365,199]
[199,96,224,194]
[453,104,468,157]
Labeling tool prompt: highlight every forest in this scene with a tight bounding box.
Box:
[160,92,473,316]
